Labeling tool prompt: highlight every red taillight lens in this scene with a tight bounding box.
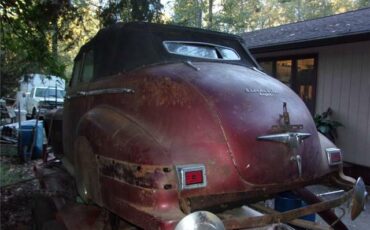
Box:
[330,152,342,162]
[185,170,203,185]
[176,164,207,190]
[326,148,342,165]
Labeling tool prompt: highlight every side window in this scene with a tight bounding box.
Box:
[71,58,82,87]
[81,50,94,83]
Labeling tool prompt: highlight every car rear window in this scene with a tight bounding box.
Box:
[163,41,240,60]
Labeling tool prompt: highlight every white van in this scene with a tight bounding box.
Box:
[17,74,65,119]
[25,86,65,118]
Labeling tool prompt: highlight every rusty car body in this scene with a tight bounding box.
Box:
[42,22,367,229]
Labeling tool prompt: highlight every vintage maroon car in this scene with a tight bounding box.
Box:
[44,22,366,229]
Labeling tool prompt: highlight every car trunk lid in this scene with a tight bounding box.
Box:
[185,63,326,185]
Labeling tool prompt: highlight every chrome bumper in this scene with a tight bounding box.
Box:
[175,176,368,230]
[220,188,352,229]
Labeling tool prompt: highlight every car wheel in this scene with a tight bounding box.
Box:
[74,136,102,205]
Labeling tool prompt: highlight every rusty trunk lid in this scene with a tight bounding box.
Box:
[173,62,328,185]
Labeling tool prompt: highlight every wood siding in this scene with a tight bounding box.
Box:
[252,41,370,167]
[318,41,370,167]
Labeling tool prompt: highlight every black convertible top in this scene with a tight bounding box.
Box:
[77,22,257,79]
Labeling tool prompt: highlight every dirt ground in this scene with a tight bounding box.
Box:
[0,154,40,230]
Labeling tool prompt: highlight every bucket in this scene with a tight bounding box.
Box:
[275,192,316,222]
[19,120,44,160]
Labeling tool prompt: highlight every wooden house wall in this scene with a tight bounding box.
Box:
[251,41,370,167]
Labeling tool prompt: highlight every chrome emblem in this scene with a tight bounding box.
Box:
[245,88,277,96]
[257,103,311,177]
[257,132,311,177]
[257,132,311,148]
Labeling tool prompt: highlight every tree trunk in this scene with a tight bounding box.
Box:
[297,0,302,21]
[195,0,202,28]
[208,0,213,29]
[52,17,58,57]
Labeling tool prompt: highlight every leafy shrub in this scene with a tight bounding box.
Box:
[314,108,343,143]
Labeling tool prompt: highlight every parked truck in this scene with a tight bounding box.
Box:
[17,74,65,119]
[36,22,368,230]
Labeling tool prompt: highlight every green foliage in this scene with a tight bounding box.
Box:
[215,0,264,32]
[0,0,98,97]
[98,0,163,27]
[356,0,370,7]
[171,0,370,33]
[1,1,63,74]
[131,0,163,22]
[314,108,343,143]
[0,162,24,187]
[172,0,205,28]
[1,0,369,98]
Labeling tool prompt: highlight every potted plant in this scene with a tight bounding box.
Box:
[314,108,343,143]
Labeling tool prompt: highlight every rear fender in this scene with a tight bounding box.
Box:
[75,106,176,209]
[318,132,344,173]
[77,105,169,164]
[318,132,336,152]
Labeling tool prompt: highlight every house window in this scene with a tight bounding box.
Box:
[258,55,317,115]
[276,60,292,87]
[297,58,315,100]
[259,61,273,76]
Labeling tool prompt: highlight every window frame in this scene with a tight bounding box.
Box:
[70,55,83,87]
[163,41,241,61]
[80,49,94,83]
[70,48,95,88]
[257,54,318,115]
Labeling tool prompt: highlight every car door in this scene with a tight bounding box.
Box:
[63,49,94,167]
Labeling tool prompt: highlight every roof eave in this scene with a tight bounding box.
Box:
[247,32,370,54]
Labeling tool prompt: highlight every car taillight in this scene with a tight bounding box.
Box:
[176,164,207,190]
[326,148,342,165]
[185,170,203,185]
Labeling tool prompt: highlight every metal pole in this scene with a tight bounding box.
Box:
[55,80,57,108]
[17,101,22,159]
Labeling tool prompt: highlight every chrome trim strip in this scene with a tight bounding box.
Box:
[290,155,302,177]
[257,132,311,148]
[66,88,135,99]
[85,88,135,96]
[317,190,344,197]
[185,60,200,71]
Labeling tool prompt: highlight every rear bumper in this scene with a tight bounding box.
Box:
[220,188,353,229]
[175,172,364,230]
